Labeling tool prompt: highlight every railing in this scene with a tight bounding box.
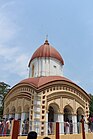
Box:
[0,119,92,137]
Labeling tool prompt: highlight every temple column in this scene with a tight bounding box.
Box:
[20,112,26,135]
[72,114,77,134]
[58,113,64,134]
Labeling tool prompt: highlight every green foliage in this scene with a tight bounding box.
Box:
[89,94,93,115]
[0,82,10,119]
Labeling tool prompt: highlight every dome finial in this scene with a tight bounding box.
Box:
[44,35,49,45]
[46,34,48,40]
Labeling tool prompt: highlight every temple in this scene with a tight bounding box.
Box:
[3,40,90,135]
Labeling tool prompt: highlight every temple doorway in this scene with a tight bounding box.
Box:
[64,105,73,122]
[77,107,84,122]
[48,106,54,122]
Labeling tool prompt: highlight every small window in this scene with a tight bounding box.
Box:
[42,101,45,104]
[43,91,45,94]
[42,106,45,109]
[42,127,44,129]
[53,65,56,68]
[32,64,34,77]
[43,96,45,99]
[42,110,45,114]
[42,116,44,119]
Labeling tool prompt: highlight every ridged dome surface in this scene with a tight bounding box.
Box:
[28,40,64,67]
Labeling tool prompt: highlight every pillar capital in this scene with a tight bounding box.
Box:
[58,111,64,115]
[73,113,77,116]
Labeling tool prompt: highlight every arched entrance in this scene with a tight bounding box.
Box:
[48,106,54,122]
[77,107,84,122]
[64,105,73,122]
[48,104,59,134]
[77,107,84,134]
[48,103,59,122]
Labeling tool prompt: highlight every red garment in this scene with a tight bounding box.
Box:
[91,117,93,122]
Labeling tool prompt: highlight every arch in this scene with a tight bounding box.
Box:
[48,106,54,122]
[48,103,60,113]
[77,107,84,115]
[64,105,73,122]
[48,103,59,122]
[77,107,84,122]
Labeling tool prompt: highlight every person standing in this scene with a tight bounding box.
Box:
[69,120,73,134]
[6,120,11,136]
[65,118,70,134]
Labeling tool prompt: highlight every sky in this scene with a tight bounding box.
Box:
[0,0,93,94]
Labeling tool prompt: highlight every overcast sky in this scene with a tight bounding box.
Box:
[0,0,93,94]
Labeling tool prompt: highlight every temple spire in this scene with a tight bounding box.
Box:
[46,34,48,40]
[44,35,49,45]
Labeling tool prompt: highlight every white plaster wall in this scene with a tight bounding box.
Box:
[29,58,63,77]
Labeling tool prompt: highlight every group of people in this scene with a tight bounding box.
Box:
[27,131,51,139]
[64,119,73,134]
[0,118,12,136]
[1,115,93,137]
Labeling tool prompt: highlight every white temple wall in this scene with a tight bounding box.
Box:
[29,58,63,77]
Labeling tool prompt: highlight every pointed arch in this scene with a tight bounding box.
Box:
[63,105,74,121]
[77,107,84,115]
[48,103,60,113]
[48,103,59,122]
[64,105,74,114]
[77,107,84,122]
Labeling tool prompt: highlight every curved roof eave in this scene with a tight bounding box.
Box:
[5,76,90,101]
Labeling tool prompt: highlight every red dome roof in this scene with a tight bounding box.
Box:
[28,40,64,67]
[20,76,71,88]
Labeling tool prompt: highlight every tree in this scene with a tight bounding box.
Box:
[89,94,93,115]
[0,82,10,119]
